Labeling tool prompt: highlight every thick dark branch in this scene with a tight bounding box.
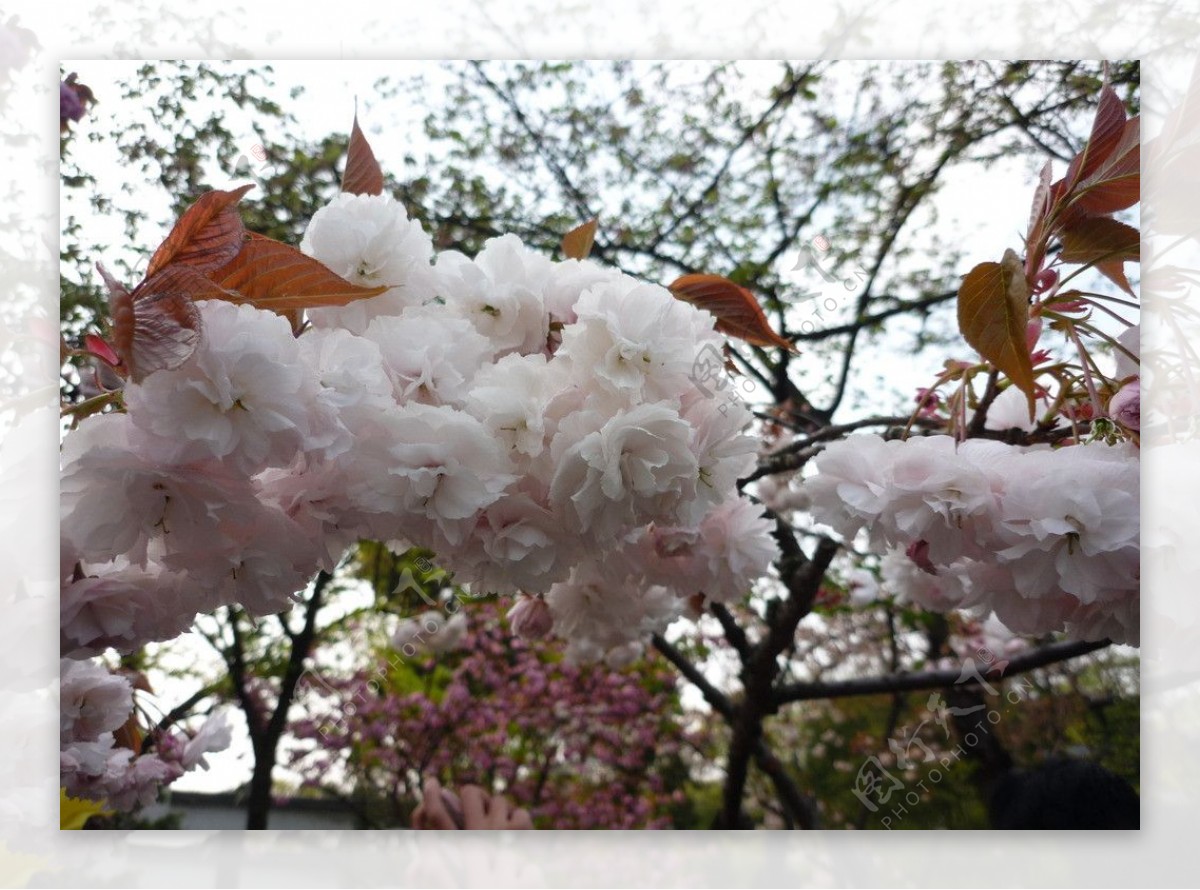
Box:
[226,608,263,739]
[763,536,841,663]
[709,603,752,663]
[651,633,733,720]
[277,612,297,643]
[766,507,807,573]
[265,571,332,744]
[775,638,1110,706]
[246,571,333,830]
[751,740,818,830]
[742,415,946,485]
[771,414,936,456]
[717,535,838,828]
[653,633,818,829]
[966,368,1001,437]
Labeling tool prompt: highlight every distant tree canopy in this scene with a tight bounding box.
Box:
[61,59,1139,417]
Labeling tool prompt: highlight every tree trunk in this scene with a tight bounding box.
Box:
[246,740,277,829]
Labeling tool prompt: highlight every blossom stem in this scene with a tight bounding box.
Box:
[1064,321,1104,419]
[61,389,122,423]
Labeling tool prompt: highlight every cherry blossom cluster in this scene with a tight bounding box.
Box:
[805,434,1139,645]
[60,658,230,810]
[60,191,778,670]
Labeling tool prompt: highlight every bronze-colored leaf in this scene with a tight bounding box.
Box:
[1027,159,1053,240]
[126,669,155,694]
[1069,116,1140,219]
[668,273,797,352]
[211,233,389,311]
[561,218,598,260]
[1060,217,1140,296]
[342,112,384,196]
[100,263,208,383]
[1063,85,1128,191]
[956,250,1036,418]
[1060,217,1140,264]
[112,715,143,755]
[145,185,255,278]
[1054,110,1139,230]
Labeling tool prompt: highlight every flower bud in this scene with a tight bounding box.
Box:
[1108,379,1140,431]
[507,596,553,641]
[1033,267,1058,294]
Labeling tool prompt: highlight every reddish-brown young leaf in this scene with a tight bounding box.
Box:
[126,669,155,694]
[1067,116,1140,220]
[1060,217,1140,296]
[561,218,598,260]
[1024,159,1055,276]
[1027,159,1053,241]
[668,274,797,352]
[211,233,388,311]
[99,263,207,383]
[342,113,384,197]
[956,250,1037,418]
[82,332,120,368]
[112,713,144,756]
[1062,85,1128,192]
[145,185,255,278]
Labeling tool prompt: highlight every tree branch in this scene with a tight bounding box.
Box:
[709,603,752,663]
[788,290,958,342]
[652,633,818,829]
[144,682,224,746]
[651,63,817,250]
[651,633,733,720]
[469,62,595,223]
[716,535,839,828]
[774,638,1110,706]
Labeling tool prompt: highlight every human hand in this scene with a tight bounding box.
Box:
[412,777,534,830]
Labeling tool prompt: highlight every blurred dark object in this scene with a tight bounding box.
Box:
[60,72,94,133]
[989,756,1139,829]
